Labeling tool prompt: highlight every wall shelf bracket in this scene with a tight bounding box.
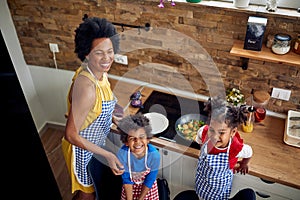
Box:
[112,22,151,32]
[241,57,249,70]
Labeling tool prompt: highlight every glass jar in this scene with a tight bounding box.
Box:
[266,0,277,12]
[242,106,255,133]
[252,90,270,122]
[272,33,291,55]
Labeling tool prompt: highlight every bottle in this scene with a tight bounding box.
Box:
[293,34,300,55]
[266,0,277,12]
[242,106,255,133]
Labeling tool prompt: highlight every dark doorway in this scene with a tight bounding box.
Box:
[0,30,62,199]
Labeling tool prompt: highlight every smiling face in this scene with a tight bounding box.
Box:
[86,38,114,77]
[126,127,150,159]
[207,120,236,148]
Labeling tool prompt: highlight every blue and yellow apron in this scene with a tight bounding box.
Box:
[62,67,116,193]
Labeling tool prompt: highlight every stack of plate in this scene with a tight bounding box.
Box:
[284,110,300,148]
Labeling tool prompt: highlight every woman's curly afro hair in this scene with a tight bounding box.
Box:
[74,14,119,61]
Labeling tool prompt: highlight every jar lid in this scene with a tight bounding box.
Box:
[274,33,291,41]
[253,91,270,103]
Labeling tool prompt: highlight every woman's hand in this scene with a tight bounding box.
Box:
[104,152,125,175]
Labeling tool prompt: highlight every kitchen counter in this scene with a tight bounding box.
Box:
[109,78,300,190]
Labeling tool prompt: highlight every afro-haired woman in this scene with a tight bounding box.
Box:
[62,15,124,200]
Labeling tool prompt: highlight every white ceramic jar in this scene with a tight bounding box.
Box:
[271,33,291,55]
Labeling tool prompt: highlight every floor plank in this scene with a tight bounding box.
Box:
[40,124,192,200]
[40,125,73,200]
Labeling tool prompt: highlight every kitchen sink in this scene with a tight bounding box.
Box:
[138,91,208,149]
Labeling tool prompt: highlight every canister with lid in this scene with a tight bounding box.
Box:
[272,33,291,55]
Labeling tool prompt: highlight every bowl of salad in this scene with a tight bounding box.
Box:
[175,114,207,142]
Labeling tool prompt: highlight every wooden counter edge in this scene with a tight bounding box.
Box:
[109,78,300,190]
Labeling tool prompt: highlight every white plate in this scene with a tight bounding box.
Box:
[144,112,169,135]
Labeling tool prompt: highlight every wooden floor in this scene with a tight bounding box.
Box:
[40,124,191,200]
[40,124,74,200]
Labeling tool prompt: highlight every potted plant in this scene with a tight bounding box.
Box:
[226,88,245,106]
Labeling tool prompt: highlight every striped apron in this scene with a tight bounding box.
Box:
[195,139,233,200]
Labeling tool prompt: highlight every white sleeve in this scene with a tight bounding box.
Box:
[195,125,206,144]
[236,144,253,158]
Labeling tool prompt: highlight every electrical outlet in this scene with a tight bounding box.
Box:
[114,54,128,65]
[49,43,59,53]
[271,87,291,101]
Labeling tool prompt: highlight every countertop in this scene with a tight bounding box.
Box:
[109,78,300,189]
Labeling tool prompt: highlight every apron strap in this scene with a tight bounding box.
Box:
[128,146,148,182]
[86,66,105,98]
[201,137,232,155]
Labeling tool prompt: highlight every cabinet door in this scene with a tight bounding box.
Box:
[153,145,163,178]
[161,148,197,188]
[231,173,300,200]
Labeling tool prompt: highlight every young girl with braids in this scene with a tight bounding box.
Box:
[195,97,253,200]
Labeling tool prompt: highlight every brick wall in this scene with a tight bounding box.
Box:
[7,0,300,113]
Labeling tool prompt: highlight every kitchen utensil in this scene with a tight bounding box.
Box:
[175,114,207,142]
[290,125,300,129]
[144,112,169,135]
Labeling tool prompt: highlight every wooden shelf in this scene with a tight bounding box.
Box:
[230,40,300,69]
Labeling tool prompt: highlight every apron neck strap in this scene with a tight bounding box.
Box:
[128,146,148,181]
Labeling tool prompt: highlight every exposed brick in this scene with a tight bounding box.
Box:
[7,0,300,113]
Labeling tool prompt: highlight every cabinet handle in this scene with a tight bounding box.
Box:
[260,178,275,184]
[256,191,271,198]
[163,150,168,155]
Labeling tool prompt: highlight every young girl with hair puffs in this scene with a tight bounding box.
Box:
[195,97,253,200]
[117,113,161,200]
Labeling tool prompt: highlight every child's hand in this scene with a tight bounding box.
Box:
[112,115,122,126]
[234,158,250,175]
